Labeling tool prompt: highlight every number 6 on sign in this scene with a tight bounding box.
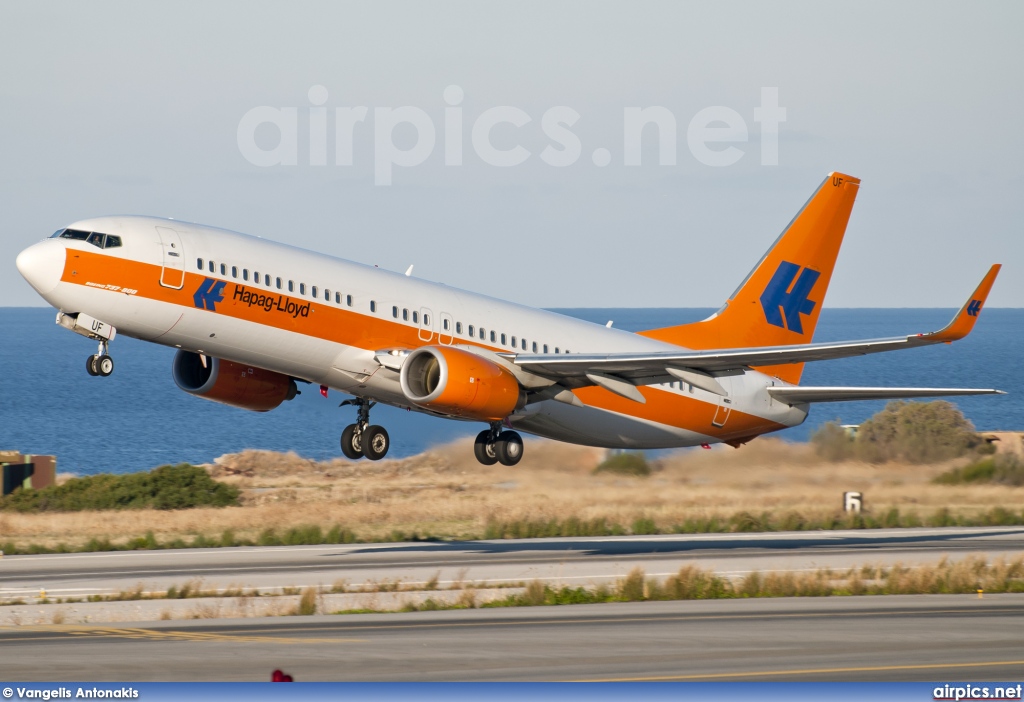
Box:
[844,491,863,514]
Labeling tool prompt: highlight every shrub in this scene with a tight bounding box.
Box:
[854,401,982,464]
[593,452,651,477]
[810,422,855,461]
[0,464,240,513]
[934,454,1024,486]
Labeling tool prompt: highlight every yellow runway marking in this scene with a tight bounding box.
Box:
[576,659,1024,682]
[1,625,361,644]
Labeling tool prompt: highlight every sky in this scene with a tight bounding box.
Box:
[1,0,1021,309]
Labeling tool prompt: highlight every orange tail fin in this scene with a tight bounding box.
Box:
[639,172,861,384]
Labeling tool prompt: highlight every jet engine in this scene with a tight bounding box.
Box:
[400,346,523,421]
[172,350,298,412]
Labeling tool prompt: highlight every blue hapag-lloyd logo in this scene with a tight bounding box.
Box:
[193,278,226,311]
[759,261,820,334]
[967,299,982,317]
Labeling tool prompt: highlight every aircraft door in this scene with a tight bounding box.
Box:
[439,312,454,345]
[418,307,434,343]
[711,376,732,428]
[155,226,185,289]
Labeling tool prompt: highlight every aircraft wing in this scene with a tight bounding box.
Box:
[510,265,1002,394]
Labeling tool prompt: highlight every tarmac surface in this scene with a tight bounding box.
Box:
[2,526,1023,681]
[3,526,1024,599]
[2,595,1023,681]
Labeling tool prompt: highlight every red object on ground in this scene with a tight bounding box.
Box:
[271,669,294,682]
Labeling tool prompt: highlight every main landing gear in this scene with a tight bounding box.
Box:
[339,398,390,461]
[85,339,115,377]
[474,423,523,466]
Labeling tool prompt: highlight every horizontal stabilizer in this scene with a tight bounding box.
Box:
[767,386,1006,405]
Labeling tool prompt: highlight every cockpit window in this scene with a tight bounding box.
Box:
[50,229,66,238]
[87,232,105,248]
[103,235,122,249]
[59,229,90,241]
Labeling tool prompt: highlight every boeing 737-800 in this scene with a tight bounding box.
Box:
[15,172,1003,465]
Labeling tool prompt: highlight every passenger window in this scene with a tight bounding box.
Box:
[209,261,215,273]
[220,264,226,275]
[197,258,204,270]
[231,266,238,278]
[87,232,104,248]
[412,311,418,323]
[532,342,537,352]
[243,269,249,281]
[370,300,377,313]
[468,325,475,336]
[254,271,259,282]
[347,295,353,306]
[392,306,399,318]
[312,285,318,297]
[300,283,306,295]
[510,335,516,346]
[265,274,271,286]
[522,339,527,350]
[403,309,409,321]
[490,331,496,343]
[276,277,282,289]
[501,334,507,345]
[324,289,330,301]
[543,345,548,353]
[443,318,449,331]
[456,322,462,334]
[103,235,122,249]
[288,280,294,292]
[424,314,430,325]
[554,347,559,354]
[335,292,341,304]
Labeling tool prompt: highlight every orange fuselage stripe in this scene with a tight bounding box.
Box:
[62,249,787,441]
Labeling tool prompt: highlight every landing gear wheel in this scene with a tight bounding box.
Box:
[340,424,364,460]
[96,354,114,377]
[86,355,100,376]
[473,430,499,466]
[363,425,390,461]
[496,430,524,466]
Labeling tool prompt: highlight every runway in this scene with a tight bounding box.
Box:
[3,595,1023,681]
[3,526,1024,599]
[2,527,1023,681]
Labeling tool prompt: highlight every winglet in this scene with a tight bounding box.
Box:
[926,264,1001,342]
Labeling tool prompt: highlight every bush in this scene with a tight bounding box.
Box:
[813,401,986,464]
[593,452,651,477]
[810,422,855,461]
[934,454,1024,486]
[855,401,982,464]
[0,464,240,513]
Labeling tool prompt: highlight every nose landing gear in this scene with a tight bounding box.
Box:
[340,398,390,461]
[474,423,523,466]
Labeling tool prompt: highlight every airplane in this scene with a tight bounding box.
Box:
[15,172,1003,465]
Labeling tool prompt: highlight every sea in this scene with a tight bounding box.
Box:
[2,307,1021,476]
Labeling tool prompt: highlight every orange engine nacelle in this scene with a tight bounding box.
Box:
[400,346,523,421]
[172,350,298,412]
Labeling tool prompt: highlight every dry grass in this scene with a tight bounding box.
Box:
[3,436,1024,551]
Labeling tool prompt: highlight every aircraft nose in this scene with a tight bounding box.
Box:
[16,239,66,296]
